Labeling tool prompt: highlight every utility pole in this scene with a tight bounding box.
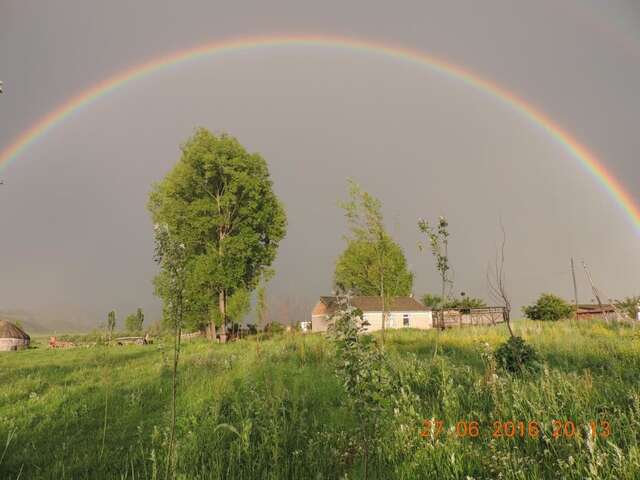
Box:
[582,261,609,322]
[571,257,579,319]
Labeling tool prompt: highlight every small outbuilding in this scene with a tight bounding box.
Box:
[0,319,30,351]
[576,304,617,320]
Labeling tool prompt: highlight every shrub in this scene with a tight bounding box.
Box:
[615,296,640,319]
[494,336,541,374]
[328,297,394,478]
[264,322,285,334]
[523,293,573,321]
[421,293,487,310]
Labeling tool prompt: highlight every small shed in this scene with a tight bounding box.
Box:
[576,304,616,320]
[0,319,30,351]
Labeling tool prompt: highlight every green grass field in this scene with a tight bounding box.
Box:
[1,319,639,479]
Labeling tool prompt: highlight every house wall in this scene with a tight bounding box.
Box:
[311,310,433,333]
[363,311,433,331]
[311,314,330,332]
[0,338,29,351]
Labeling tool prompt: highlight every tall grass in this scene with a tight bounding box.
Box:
[0,319,638,479]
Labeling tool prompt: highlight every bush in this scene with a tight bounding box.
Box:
[494,336,541,374]
[615,296,640,319]
[264,322,285,334]
[523,293,573,321]
[421,293,487,310]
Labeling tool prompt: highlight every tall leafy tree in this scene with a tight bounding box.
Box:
[148,129,287,335]
[335,180,414,337]
[125,308,145,333]
[335,238,413,296]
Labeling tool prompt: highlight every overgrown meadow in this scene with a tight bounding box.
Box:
[1,319,639,479]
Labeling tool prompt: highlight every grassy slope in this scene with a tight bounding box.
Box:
[0,320,639,479]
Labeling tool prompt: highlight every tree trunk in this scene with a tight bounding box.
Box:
[208,321,217,341]
[505,308,514,337]
[380,267,386,343]
[440,273,446,331]
[219,289,227,338]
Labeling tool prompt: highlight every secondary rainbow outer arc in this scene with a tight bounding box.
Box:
[1,34,638,234]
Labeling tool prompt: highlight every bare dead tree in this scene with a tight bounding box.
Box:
[487,222,514,338]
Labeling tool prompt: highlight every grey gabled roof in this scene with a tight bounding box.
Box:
[319,296,429,313]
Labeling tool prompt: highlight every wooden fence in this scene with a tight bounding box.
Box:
[436,307,506,328]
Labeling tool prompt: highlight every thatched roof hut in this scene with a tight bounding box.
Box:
[0,319,30,351]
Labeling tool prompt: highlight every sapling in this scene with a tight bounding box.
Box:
[418,216,452,357]
[153,224,188,479]
[487,222,514,337]
[328,294,392,479]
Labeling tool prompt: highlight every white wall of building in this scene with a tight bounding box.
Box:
[311,310,432,332]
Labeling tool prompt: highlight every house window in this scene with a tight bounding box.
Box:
[403,314,410,327]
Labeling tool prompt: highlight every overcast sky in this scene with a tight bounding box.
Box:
[1,0,639,329]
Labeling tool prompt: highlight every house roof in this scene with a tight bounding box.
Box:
[0,319,30,340]
[318,296,429,313]
[577,304,616,313]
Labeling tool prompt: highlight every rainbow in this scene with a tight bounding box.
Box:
[1,34,638,233]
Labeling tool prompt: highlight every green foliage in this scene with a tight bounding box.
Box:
[256,286,267,327]
[418,217,451,287]
[256,269,273,329]
[152,224,188,331]
[148,128,287,331]
[494,335,542,374]
[328,297,395,477]
[125,308,144,333]
[226,288,251,323]
[335,237,413,296]
[124,314,138,333]
[1,320,640,479]
[264,322,285,334]
[106,311,116,338]
[335,180,413,300]
[421,293,442,308]
[418,216,452,330]
[421,293,487,310]
[615,295,640,319]
[523,293,573,321]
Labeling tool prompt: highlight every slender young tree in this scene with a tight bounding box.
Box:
[153,224,188,478]
[136,308,144,331]
[338,180,413,341]
[256,269,274,331]
[418,216,452,331]
[487,223,514,337]
[106,310,116,341]
[257,285,268,329]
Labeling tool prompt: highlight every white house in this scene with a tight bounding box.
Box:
[310,296,432,332]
